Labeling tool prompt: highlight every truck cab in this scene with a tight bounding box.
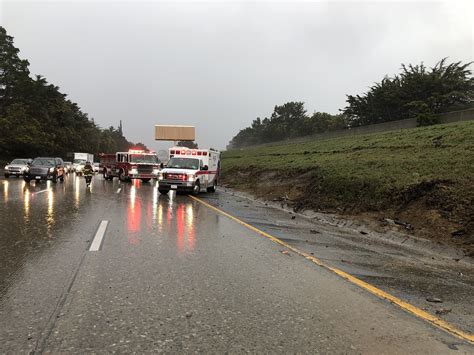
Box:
[158,147,220,194]
[100,149,160,182]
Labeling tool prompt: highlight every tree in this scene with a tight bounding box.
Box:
[0,26,31,116]
[227,102,348,148]
[269,102,308,139]
[343,59,473,127]
[177,141,198,149]
[0,26,147,162]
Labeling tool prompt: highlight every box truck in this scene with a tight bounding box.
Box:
[73,152,94,175]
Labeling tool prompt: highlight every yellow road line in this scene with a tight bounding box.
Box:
[189,194,474,344]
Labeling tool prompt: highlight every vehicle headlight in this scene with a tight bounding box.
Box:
[49,167,55,173]
[5,166,9,170]
[158,173,164,181]
[21,166,27,171]
[130,168,138,175]
[153,169,159,175]
[188,174,195,182]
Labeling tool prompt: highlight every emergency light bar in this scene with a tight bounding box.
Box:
[171,149,208,156]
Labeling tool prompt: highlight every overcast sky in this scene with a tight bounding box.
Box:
[1,0,473,150]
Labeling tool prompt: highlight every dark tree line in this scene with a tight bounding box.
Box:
[229,59,473,149]
[228,102,348,149]
[0,26,147,162]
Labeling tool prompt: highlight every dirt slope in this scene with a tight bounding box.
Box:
[221,121,474,255]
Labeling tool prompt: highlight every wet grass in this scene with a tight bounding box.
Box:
[221,121,474,212]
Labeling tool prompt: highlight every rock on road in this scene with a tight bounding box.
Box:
[0,174,471,353]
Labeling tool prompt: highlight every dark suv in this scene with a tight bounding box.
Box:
[24,157,65,183]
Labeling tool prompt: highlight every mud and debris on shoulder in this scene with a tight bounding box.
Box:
[221,121,474,256]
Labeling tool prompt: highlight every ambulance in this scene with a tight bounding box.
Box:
[158,147,220,194]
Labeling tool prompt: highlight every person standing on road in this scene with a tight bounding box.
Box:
[83,161,94,186]
[83,161,94,176]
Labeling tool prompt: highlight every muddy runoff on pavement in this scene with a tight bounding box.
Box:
[207,183,474,335]
[221,167,473,257]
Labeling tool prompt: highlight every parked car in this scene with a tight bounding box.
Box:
[63,161,73,174]
[4,159,30,178]
[24,157,65,183]
[93,162,100,173]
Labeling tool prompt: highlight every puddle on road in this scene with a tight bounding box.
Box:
[123,181,197,254]
[0,175,108,299]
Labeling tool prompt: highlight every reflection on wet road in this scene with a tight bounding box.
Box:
[0,174,472,353]
[0,174,200,292]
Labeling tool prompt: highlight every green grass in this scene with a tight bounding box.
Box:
[222,121,474,211]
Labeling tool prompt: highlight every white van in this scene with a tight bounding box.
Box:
[158,147,220,195]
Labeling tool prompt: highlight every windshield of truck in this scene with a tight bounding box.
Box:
[11,159,27,165]
[167,158,200,170]
[129,154,158,164]
[32,158,55,167]
[73,159,86,164]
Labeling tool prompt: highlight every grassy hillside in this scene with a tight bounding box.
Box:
[221,121,474,249]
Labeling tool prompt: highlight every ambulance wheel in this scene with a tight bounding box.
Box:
[159,189,169,195]
[141,178,151,183]
[192,181,200,195]
[207,180,217,193]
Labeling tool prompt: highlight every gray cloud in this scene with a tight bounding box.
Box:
[1,0,472,150]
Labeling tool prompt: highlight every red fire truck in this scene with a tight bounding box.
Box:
[99,149,160,182]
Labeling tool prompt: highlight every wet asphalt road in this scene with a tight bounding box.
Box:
[0,174,472,353]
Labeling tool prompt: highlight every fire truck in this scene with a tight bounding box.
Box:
[99,149,160,182]
[158,147,220,194]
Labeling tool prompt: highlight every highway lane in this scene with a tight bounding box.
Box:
[199,189,474,334]
[0,174,472,353]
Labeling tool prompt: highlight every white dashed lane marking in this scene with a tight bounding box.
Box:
[89,220,109,251]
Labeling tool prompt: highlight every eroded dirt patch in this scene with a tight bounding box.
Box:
[221,167,473,256]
